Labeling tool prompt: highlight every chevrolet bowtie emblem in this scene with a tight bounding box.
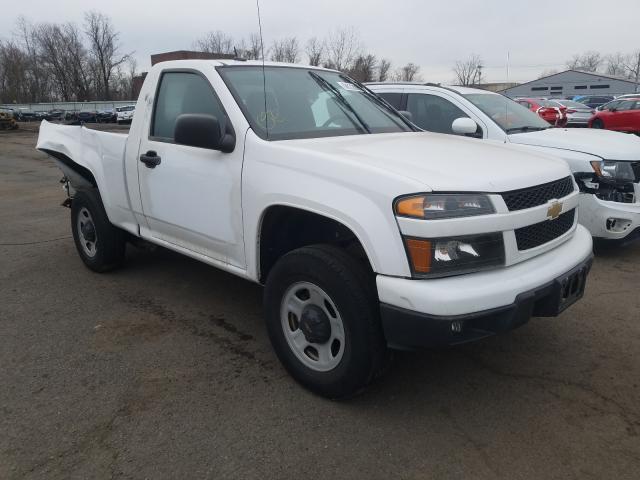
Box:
[547,201,563,220]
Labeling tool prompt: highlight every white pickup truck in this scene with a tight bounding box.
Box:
[37,60,593,398]
[369,83,640,246]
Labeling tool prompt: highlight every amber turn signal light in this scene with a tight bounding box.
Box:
[396,196,425,218]
[405,239,432,273]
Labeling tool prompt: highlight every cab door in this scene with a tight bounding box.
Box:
[137,70,245,268]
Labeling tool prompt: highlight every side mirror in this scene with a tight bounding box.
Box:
[610,108,617,112]
[398,110,413,121]
[174,113,235,152]
[452,117,478,136]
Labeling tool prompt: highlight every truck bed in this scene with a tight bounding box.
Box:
[36,120,138,234]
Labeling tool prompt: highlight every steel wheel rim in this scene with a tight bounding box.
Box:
[280,281,345,372]
[77,207,97,258]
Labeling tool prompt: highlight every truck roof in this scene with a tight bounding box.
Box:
[151,59,338,73]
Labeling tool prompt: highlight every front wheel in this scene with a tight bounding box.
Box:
[264,245,388,398]
[71,189,126,272]
[591,118,604,129]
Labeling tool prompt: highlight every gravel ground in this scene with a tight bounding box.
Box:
[1,124,639,479]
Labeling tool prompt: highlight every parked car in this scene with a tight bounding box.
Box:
[77,111,97,123]
[37,61,593,398]
[116,105,135,124]
[48,109,66,121]
[614,93,640,100]
[589,98,640,133]
[516,98,568,127]
[16,110,36,122]
[551,99,595,126]
[97,109,117,123]
[369,83,640,245]
[574,95,615,109]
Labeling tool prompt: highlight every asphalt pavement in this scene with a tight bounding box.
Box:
[1,124,639,479]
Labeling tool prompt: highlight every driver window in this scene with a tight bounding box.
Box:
[151,72,226,141]
[406,93,470,134]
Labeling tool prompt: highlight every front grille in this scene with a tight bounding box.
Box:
[502,176,574,211]
[515,209,575,250]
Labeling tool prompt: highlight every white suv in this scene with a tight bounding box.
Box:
[369,83,640,246]
[116,105,136,124]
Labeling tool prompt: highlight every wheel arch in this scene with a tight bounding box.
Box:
[256,204,378,284]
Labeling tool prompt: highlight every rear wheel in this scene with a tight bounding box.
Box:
[71,189,126,272]
[264,244,388,398]
[591,118,604,129]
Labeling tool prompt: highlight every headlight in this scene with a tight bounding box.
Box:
[404,233,505,278]
[395,194,495,219]
[590,160,636,182]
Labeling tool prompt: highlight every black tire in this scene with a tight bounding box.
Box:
[264,244,388,399]
[71,189,126,272]
[591,118,604,129]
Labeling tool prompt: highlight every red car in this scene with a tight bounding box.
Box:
[516,98,568,127]
[589,98,640,133]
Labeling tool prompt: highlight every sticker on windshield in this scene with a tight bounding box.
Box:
[337,81,361,92]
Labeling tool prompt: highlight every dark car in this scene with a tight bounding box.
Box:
[574,95,615,109]
[16,110,37,122]
[77,111,98,123]
[96,109,116,123]
[48,109,66,121]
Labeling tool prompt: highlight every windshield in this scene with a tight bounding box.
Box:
[464,93,550,133]
[218,66,413,140]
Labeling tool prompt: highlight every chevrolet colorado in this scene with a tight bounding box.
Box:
[37,60,593,398]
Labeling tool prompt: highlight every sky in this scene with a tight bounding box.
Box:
[1,0,639,84]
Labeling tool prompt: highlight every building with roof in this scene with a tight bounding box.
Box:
[500,70,639,98]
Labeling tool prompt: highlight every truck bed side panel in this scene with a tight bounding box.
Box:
[36,120,138,234]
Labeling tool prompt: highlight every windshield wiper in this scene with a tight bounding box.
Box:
[505,126,549,134]
[308,71,371,133]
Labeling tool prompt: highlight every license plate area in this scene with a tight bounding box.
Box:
[533,257,592,317]
[557,267,588,312]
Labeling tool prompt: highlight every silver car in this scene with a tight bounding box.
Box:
[553,99,594,126]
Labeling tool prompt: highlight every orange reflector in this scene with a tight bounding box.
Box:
[406,239,432,273]
[396,196,425,218]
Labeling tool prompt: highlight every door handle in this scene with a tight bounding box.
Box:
[140,150,161,168]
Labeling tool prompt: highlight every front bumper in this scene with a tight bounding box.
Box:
[578,192,640,241]
[381,254,592,349]
[377,225,593,349]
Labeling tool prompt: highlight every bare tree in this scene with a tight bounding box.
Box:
[453,54,482,85]
[324,27,361,71]
[15,17,48,102]
[243,33,263,60]
[622,51,640,92]
[566,51,602,72]
[348,54,377,82]
[377,58,392,82]
[84,11,130,100]
[194,30,235,55]
[394,63,421,82]
[305,37,324,66]
[0,39,30,103]
[270,37,299,63]
[605,52,628,78]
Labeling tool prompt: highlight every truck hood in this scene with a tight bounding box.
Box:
[281,132,570,192]
[509,128,640,161]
